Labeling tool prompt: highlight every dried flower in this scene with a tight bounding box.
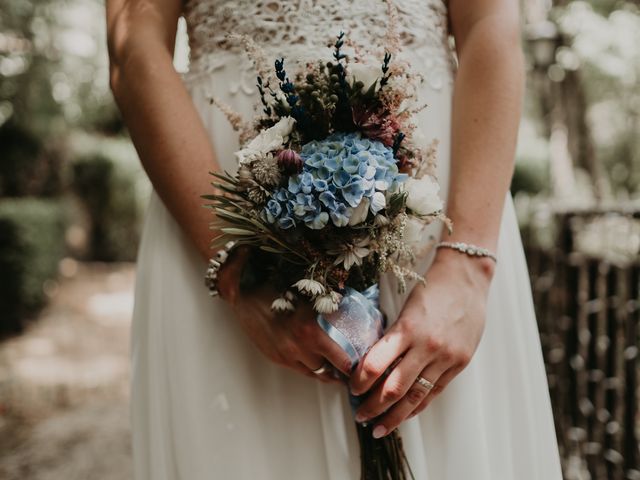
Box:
[277,149,303,174]
[383,0,401,56]
[352,106,401,147]
[247,184,270,205]
[225,34,271,83]
[415,138,439,179]
[333,238,371,270]
[271,296,295,313]
[293,278,325,297]
[208,95,255,141]
[374,214,390,226]
[237,164,254,188]
[314,291,342,314]
[252,153,282,186]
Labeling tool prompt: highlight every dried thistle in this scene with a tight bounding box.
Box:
[247,184,270,205]
[251,153,282,187]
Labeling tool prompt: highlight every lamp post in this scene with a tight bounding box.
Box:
[525,20,578,202]
[526,20,560,71]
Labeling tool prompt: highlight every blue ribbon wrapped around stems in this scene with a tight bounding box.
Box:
[316,284,385,413]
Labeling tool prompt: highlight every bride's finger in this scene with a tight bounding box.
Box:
[297,350,329,374]
[350,327,408,396]
[316,331,355,377]
[293,361,320,379]
[371,362,449,438]
[409,364,464,418]
[353,350,424,422]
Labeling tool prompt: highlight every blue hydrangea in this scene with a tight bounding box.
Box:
[263,132,407,230]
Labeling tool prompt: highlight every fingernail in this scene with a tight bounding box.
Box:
[372,425,387,439]
[354,412,367,423]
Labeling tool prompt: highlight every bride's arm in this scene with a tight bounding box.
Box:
[106,0,352,379]
[107,0,219,260]
[443,0,525,254]
[348,0,524,435]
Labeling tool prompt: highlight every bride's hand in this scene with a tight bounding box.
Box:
[348,249,495,437]
[217,248,352,383]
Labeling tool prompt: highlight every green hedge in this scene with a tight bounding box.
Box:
[0,198,66,334]
[70,136,148,262]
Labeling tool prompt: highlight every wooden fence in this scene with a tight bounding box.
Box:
[523,208,640,479]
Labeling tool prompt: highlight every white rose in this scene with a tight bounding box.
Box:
[404,175,443,215]
[234,148,261,165]
[235,116,296,165]
[347,63,381,92]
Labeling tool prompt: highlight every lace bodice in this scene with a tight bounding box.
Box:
[182,0,456,94]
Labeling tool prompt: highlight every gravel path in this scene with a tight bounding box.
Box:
[0,262,135,480]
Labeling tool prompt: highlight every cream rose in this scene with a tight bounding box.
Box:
[404,175,443,215]
[235,116,296,165]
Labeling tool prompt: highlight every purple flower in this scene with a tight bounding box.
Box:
[277,149,303,174]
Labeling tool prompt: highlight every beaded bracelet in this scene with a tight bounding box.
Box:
[204,240,238,297]
[436,241,498,263]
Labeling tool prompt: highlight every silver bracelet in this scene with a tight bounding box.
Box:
[436,241,497,263]
[204,240,238,297]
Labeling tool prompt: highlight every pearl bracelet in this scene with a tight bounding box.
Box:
[204,240,238,297]
[436,241,498,263]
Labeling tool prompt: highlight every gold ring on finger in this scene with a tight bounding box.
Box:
[415,376,436,391]
[312,363,330,375]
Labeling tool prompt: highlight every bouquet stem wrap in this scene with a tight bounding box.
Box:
[317,285,414,480]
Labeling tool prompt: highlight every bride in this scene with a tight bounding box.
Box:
[107,0,563,478]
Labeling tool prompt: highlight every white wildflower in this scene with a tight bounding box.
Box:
[403,175,443,216]
[293,279,325,297]
[235,116,296,165]
[333,238,371,270]
[271,296,295,313]
[314,291,342,314]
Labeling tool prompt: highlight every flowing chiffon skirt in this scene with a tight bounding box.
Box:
[130,52,564,479]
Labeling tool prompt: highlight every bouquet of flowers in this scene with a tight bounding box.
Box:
[204,5,447,478]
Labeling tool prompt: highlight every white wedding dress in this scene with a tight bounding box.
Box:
[130,1,564,478]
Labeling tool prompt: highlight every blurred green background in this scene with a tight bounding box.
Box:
[0,1,639,479]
